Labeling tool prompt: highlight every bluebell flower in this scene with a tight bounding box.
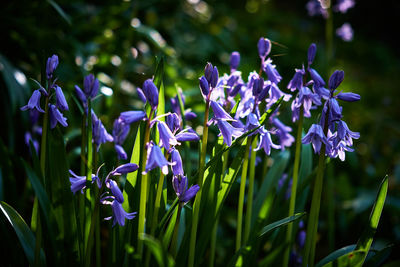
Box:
[308,43,317,66]
[112,119,130,160]
[263,58,282,84]
[172,175,200,203]
[336,120,360,146]
[336,23,354,42]
[166,113,182,133]
[255,127,280,155]
[107,179,124,203]
[308,68,326,89]
[170,93,197,122]
[215,120,243,147]
[114,145,127,160]
[333,0,355,14]
[111,163,139,176]
[175,128,200,142]
[46,54,59,80]
[24,132,39,155]
[291,86,321,121]
[83,74,99,99]
[144,142,170,175]
[119,110,147,124]
[103,199,136,227]
[297,230,306,249]
[245,112,260,133]
[257,37,271,59]
[306,0,328,18]
[328,70,345,91]
[204,62,214,83]
[336,92,360,102]
[199,76,210,97]
[157,120,180,149]
[21,90,44,113]
[74,85,88,112]
[54,85,69,111]
[230,51,240,71]
[170,148,184,176]
[266,82,292,105]
[69,170,87,194]
[287,68,305,92]
[92,111,113,150]
[136,87,147,104]
[142,79,159,109]
[210,100,233,121]
[49,104,68,129]
[210,66,219,88]
[272,118,295,149]
[302,124,331,154]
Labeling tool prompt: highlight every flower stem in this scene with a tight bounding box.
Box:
[188,100,210,267]
[170,204,182,257]
[236,136,251,251]
[283,107,304,266]
[244,136,257,243]
[137,109,154,257]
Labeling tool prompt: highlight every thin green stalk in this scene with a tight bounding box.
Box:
[85,190,100,267]
[244,137,257,243]
[188,100,210,267]
[34,95,49,267]
[78,112,87,263]
[170,204,182,257]
[283,107,304,266]
[84,99,93,262]
[137,109,154,257]
[236,137,251,251]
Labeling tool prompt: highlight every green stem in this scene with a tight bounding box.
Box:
[188,100,210,267]
[283,107,304,266]
[236,137,251,251]
[85,189,100,267]
[137,109,154,257]
[244,137,257,243]
[170,204,182,257]
[86,99,93,182]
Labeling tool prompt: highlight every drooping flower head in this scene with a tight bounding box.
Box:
[46,54,59,80]
[172,175,200,203]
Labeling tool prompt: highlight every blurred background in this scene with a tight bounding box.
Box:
[1,0,400,265]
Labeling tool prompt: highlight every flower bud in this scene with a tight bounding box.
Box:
[230,51,240,70]
[307,43,317,65]
[199,76,209,96]
[142,79,159,109]
[328,70,345,90]
[257,37,271,59]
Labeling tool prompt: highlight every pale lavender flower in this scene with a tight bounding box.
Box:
[49,104,68,129]
[272,118,295,149]
[287,67,305,92]
[306,0,328,18]
[103,200,136,227]
[255,127,280,155]
[263,58,282,84]
[333,0,355,13]
[21,90,44,113]
[336,120,360,146]
[336,23,354,42]
[210,100,233,121]
[172,175,200,203]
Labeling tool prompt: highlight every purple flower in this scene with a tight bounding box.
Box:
[266,82,292,104]
[245,112,260,133]
[112,119,130,145]
[216,120,243,147]
[69,170,88,194]
[107,179,124,203]
[308,43,317,66]
[302,124,330,154]
[142,79,159,109]
[172,175,200,203]
[54,85,69,111]
[210,66,219,88]
[46,54,59,80]
[306,0,328,18]
[336,92,360,102]
[329,70,345,90]
[336,120,360,146]
[185,111,197,121]
[336,23,354,42]
[119,111,147,124]
[166,113,181,133]
[175,128,200,142]
[111,163,139,176]
[103,200,136,227]
[255,127,280,155]
[114,144,127,160]
[21,90,44,113]
[329,138,354,161]
[287,68,305,92]
[263,59,282,84]
[199,76,210,97]
[296,86,322,118]
[136,87,147,104]
[92,111,113,150]
[308,68,326,89]
[272,118,295,149]
[230,51,240,71]
[157,120,180,149]
[49,104,68,129]
[170,148,184,176]
[210,101,233,121]
[24,132,39,155]
[144,142,170,175]
[83,74,99,99]
[333,0,355,14]
[257,37,271,59]
[204,62,214,83]
[298,230,306,249]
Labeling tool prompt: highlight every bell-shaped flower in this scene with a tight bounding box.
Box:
[54,85,69,111]
[336,92,360,102]
[297,86,322,117]
[111,163,139,176]
[263,58,282,84]
[142,79,159,109]
[112,118,130,145]
[170,148,184,176]
[103,200,136,227]
[255,127,281,155]
[83,74,99,99]
[69,170,87,194]
[107,179,124,203]
[157,120,180,149]
[175,128,200,142]
[272,118,295,149]
[287,67,305,92]
[199,76,210,97]
[204,62,214,83]
[49,104,68,129]
[210,66,219,88]
[230,51,240,71]
[328,70,345,91]
[172,175,200,203]
[166,113,181,133]
[46,54,59,80]
[210,101,233,121]
[308,68,326,89]
[245,112,260,133]
[307,43,317,66]
[119,110,147,124]
[136,87,147,104]
[114,144,127,160]
[92,111,113,150]
[21,90,44,113]
[257,37,271,59]
[144,142,170,175]
[216,120,243,147]
[302,124,331,154]
[336,120,360,146]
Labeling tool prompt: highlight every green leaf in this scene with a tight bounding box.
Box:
[47,0,72,25]
[0,201,46,266]
[141,234,175,267]
[258,213,306,237]
[316,245,357,267]
[321,250,366,267]
[364,244,394,267]
[355,175,389,266]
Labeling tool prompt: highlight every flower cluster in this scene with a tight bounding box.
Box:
[21,54,69,129]
[69,163,139,226]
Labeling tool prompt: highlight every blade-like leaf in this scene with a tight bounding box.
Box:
[0,201,46,266]
[258,212,306,237]
[321,250,366,267]
[47,0,72,25]
[141,234,174,267]
[316,245,357,267]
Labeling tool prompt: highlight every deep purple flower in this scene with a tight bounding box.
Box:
[46,54,59,80]
[172,175,200,203]
[308,43,317,66]
[142,79,159,109]
[297,86,322,118]
[252,77,264,98]
[166,113,181,133]
[298,230,306,249]
[136,87,147,104]
[336,120,360,146]
[263,59,282,84]
[69,170,88,194]
[185,111,197,121]
[255,127,280,155]
[199,76,210,96]
[328,70,345,90]
[204,62,214,83]
[74,85,87,110]
[103,200,136,227]
[49,104,68,129]
[257,37,271,59]
[230,51,240,70]
[112,119,130,145]
[302,124,330,154]
[336,92,360,102]
[175,128,200,142]
[24,132,39,155]
[54,85,69,111]
[108,179,124,203]
[83,74,99,99]
[92,111,113,150]
[157,120,180,149]
[287,68,305,92]
[119,111,147,124]
[216,120,243,147]
[112,163,139,176]
[308,68,326,89]
[210,66,219,88]
[210,101,233,121]
[144,142,170,175]
[170,148,184,176]
[21,90,44,113]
